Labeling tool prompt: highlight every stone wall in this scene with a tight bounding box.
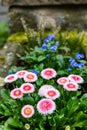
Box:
[2,0,87,32]
[2,0,87,6]
[0,0,8,22]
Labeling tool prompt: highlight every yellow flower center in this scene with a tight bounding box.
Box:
[14,90,21,96]
[48,91,56,97]
[68,84,75,88]
[24,108,32,115]
[27,74,34,79]
[60,79,67,83]
[24,85,31,90]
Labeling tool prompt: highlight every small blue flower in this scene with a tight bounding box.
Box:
[44,38,49,43]
[55,41,60,47]
[69,57,75,63]
[50,45,57,52]
[32,70,39,74]
[42,43,47,47]
[41,43,47,51]
[76,52,84,60]
[67,68,72,71]
[46,54,50,58]
[77,63,84,68]
[47,34,56,41]
[71,61,78,68]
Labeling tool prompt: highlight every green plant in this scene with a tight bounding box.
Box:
[0,22,10,47]
[0,34,87,130]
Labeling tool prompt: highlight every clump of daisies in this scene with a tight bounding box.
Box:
[2,66,86,130]
[1,34,87,130]
[4,68,84,119]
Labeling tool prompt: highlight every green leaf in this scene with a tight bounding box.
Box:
[67,97,79,116]
[38,56,46,62]
[39,120,45,130]
[22,95,35,105]
[38,63,44,70]
[59,46,70,52]
[35,128,40,130]
[0,89,10,99]
[75,111,87,121]
[56,54,64,67]
[79,94,87,110]
[80,93,87,102]
[73,120,87,128]
[0,125,13,130]
[57,70,67,76]
[36,78,43,86]
[79,60,87,64]
[5,117,23,128]
[0,103,12,116]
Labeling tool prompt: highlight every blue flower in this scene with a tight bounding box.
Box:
[47,34,56,41]
[67,68,72,71]
[69,57,75,63]
[44,38,49,43]
[32,70,39,74]
[46,54,50,58]
[70,61,78,68]
[77,63,84,68]
[50,45,57,52]
[41,43,47,51]
[55,41,60,47]
[76,52,84,60]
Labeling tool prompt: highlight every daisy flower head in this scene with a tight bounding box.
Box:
[21,105,34,118]
[10,88,23,99]
[24,124,30,130]
[4,74,18,83]
[63,81,78,91]
[57,77,69,85]
[20,83,35,94]
[16,70,28,78]
[24,72,38,82]
[38,84,54,97]
[44,88,60,100]
[37,98,56,115]
[41,68,57,80]
[68,74,83,83]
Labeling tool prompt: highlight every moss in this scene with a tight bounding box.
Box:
[7,32,28,43]
[81,32,87,48]
[7,30,87,51]
[0,56,6,63]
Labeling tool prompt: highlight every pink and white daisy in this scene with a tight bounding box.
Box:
[21,105,34,118]
[41,68,57,80]
[38,84,54,97]
[68,74,83,83]
[16,70,28,78]
[24,72,38,82]
[44,88,60,100]
[37,98,56,115]
[63,81,78,91]
[10,88,23,99]
[4,74,18,83]
[20,83,35,94]
[57,77,69,85]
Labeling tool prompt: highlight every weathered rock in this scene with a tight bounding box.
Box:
[0,0,9,22]
[8,6,87,32]
[2,0,87,6]
[2,0,87,32]
[0,42,22,77]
